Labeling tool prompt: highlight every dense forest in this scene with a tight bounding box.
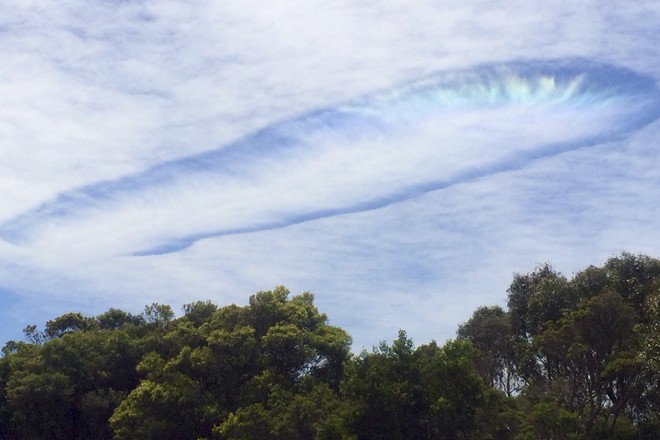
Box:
[0,253,659,439]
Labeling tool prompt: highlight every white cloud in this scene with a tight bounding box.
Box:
[0,0,659,348]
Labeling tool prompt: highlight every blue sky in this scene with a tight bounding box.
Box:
[1,1,660,350]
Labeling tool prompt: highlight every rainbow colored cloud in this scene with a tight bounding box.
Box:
[1,59,658,256]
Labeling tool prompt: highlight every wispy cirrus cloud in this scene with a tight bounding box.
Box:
[1,0,660,349]
[2,60,657,258]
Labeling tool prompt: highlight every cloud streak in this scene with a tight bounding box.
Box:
[2,1,660,350]
[1,59,658,257]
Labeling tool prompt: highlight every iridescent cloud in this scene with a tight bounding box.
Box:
[1,59,658,256]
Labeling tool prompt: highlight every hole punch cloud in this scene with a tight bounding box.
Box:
[1,58,658,256]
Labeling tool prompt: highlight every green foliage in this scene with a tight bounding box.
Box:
[0,254,658,439]
[143,303,175,328]
[503,253,660,438]
[342,331,485,439]
[506,264,575,339]
[110,375,220,440]
[0,328,143,439]
[96,308,145,330]
[45,312,98,339]
[182,300,218,325]
[458,305,521,396]
[108,287,351,439]
[216,382,353,440]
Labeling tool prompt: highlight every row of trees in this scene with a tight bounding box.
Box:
[458,253,660,439]
[0,253,659,439]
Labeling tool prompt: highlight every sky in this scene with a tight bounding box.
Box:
[1,1,659,350]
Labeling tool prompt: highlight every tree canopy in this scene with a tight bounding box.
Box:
[0,253,658,439]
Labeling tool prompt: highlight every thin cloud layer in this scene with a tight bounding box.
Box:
[2,60,656,256]
[1,1,659,348]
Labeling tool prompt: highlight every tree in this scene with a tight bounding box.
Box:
[110,352,221,440]
[96,308,145,330]
[342,331,485,440]
[45,312,97,339]
[507,264,576,340]
[457,306,520,396]
[532,291,643,437]
[0,261,657,439]
[216,382,352,440]
[1,312,149,439]
[419,339,486,439]
[143,303,175,329]
[110,288,351,440]
[182,300,218,325]
[601,253,660,316]
[492,254,660,438]
[21,324,44,345]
